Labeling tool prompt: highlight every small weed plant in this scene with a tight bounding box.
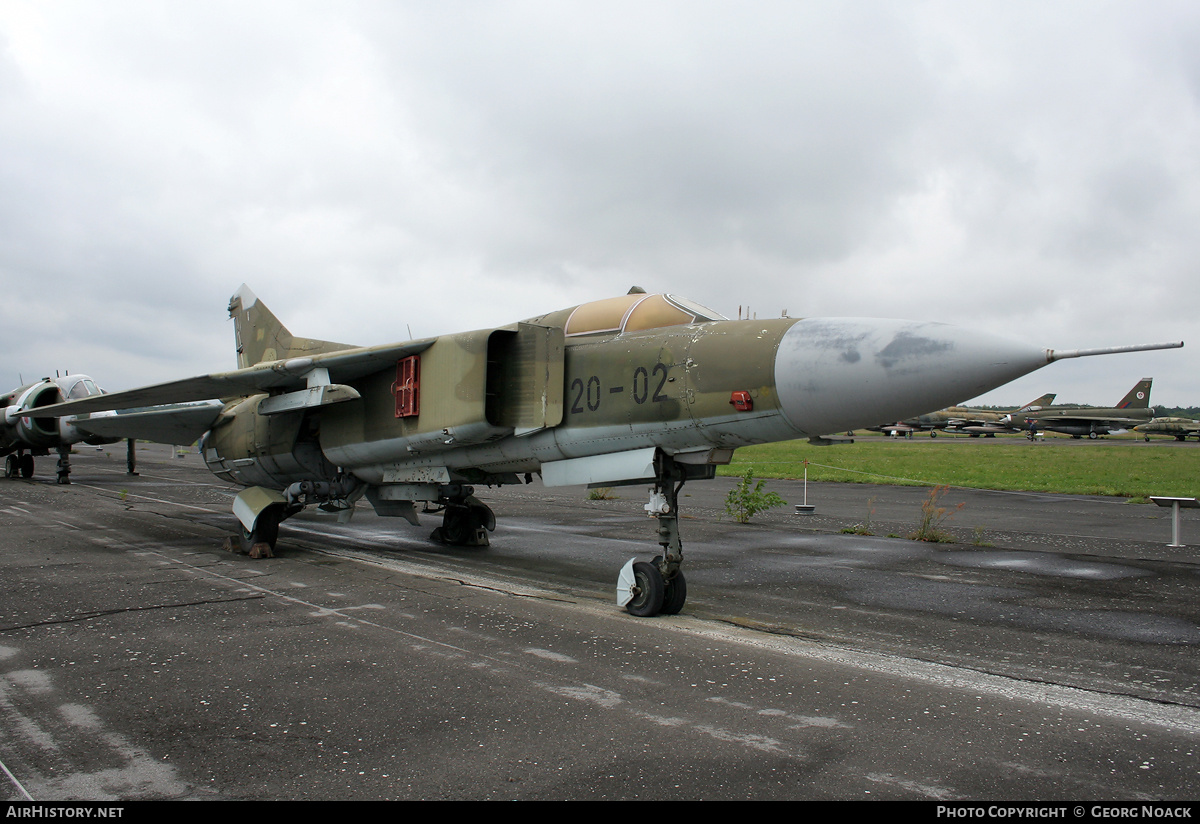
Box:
[840,496,877,535]
[725,470,787,524]
[910,485,964,542]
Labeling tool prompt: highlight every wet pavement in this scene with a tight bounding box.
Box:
[0,445,1196,800]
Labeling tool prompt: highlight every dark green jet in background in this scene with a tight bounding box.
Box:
[1003,378,1158,439]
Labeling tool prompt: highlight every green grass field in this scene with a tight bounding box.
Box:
[718,434,1198,499]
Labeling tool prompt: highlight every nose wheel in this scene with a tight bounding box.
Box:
[619,560,665,617]
[660,567,686,615]
[618,558,688,617]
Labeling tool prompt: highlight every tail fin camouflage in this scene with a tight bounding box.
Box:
[1115,378,1153,409]
[1018,393,1056,411]
[228,285,356,369]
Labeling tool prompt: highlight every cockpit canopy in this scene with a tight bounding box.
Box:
[564,293,727,337]
[56,375,103,401]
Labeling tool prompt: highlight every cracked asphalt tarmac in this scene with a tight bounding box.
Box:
[0,444,1196,800]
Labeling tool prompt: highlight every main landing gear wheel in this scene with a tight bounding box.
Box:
[438,505,475,545]
[4,454,17,478]
[430,489,495,547]
[238,507,281,556]
[19,454,34,478]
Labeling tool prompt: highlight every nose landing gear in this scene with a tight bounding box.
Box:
[617,453,690,617]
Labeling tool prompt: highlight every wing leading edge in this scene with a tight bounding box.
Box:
[23,338,436,419]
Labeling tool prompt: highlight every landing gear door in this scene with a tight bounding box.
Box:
[486,323,565,436]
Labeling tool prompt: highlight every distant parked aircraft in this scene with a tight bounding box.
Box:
[1004,379,1156,439]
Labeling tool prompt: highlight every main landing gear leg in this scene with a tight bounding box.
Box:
[619,453,688,617]
[55,445,71,485]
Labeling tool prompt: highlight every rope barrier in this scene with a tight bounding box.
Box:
[731,459,1136,503]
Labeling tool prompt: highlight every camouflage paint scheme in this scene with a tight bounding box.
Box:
[1004,378,1157,439]
[19,286,1182,615]
[1134,417,1200,442]
[874,393,1056,438]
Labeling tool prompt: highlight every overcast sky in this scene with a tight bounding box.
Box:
[1,1,1197,408]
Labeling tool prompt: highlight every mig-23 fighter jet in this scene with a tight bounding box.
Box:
[23,286,1183,616]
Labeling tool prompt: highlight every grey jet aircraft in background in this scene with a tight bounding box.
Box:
[1,373,118,481]
[18,286,1183,616]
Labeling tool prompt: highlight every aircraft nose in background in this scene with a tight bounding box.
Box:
[773,318,1049,437]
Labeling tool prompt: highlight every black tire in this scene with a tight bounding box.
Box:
[626,562,665,617]
[441,505,474,545]
[1088,432,1098,440]
[660,570,687,616]
[4,455,17,478]
[19,454,34,478]
[466,497,496,532]
[238,507,281,554]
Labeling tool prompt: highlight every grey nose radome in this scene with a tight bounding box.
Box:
[773,318,1049,437]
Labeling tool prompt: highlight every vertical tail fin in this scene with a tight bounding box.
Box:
[1115,378,1153,409]
[228,285,356,369]
[1019,393,1056,411]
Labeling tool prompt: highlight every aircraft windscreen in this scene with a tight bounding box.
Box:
[62,377,102,400]
[664,295,727,323]
[565,293,728,336]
